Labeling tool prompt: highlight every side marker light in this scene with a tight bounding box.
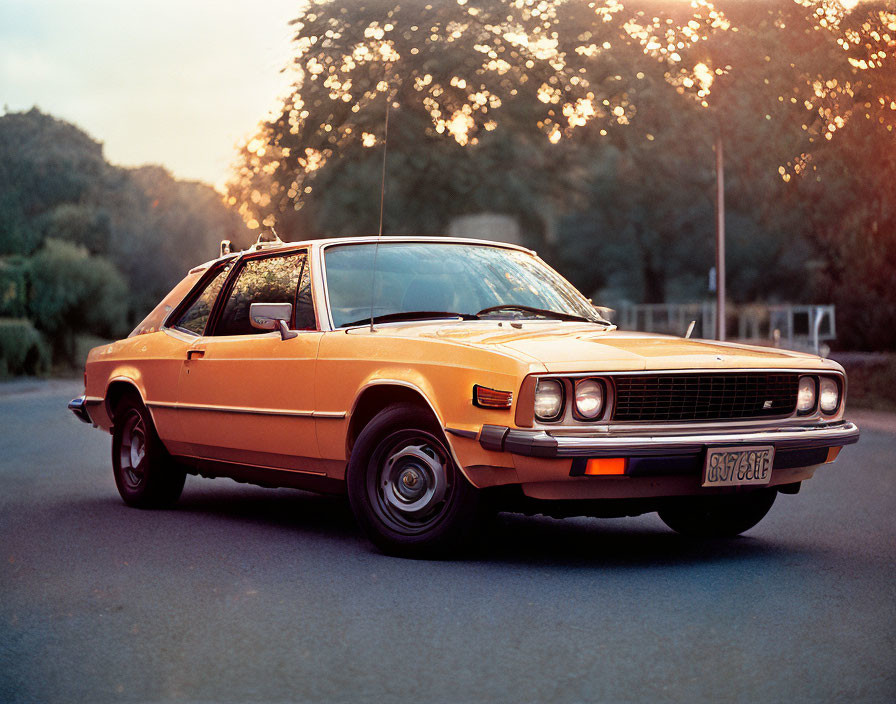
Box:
[473,385,513,409]
[584,458,626,476]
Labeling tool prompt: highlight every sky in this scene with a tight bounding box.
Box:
[0,0,304,189]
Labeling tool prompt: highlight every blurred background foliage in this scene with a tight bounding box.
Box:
[0,109,247,372]
[1,0,893,377]
[228,0,894,350]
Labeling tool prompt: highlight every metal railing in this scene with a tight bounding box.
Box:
[610,303,836,354]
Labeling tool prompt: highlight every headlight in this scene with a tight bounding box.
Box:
[574,379,604,420]
[534,379,564,421]
[819,377,840,413]
[797,376,817,414]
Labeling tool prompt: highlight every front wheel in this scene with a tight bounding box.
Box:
[657,489,777,538]
[111,397,186,509]
[347,404,484,558]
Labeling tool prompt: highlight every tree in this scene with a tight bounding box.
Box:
[230,0,888,347]
[0,108,252,368]
[226,0,738,245]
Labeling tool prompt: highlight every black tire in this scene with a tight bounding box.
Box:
[111,395,186,509]
[657,489,777,538]
[346,403,484,558]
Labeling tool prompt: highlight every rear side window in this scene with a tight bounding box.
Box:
[214,251,313,336]
[171,263,233,335]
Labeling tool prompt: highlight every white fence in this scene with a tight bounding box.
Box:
[611,303,836,354]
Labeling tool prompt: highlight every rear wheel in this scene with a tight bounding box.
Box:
[347,404,483,558]
[111,396,186,509]
[658,489,777,538]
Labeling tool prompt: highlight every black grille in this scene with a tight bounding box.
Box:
[612,373,798,422]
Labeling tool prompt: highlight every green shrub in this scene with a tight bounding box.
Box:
[26,239,128,364]
[0,258,28,317]
[0,318,50,377]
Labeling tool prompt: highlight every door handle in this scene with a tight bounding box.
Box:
[187,349,206,360]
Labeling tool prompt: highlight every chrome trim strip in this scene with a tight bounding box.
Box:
[482,421,860,458]
[179,454,328,476]
[550,421,860,457]
[313,411,347,419]
[146,400,315,418]
[68,396,92,424]
[445,427,478,439]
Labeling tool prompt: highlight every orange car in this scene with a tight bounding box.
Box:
[70,236,859,556]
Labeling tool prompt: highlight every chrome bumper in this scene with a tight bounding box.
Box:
[68,396,93,424]
[478,421,861,458]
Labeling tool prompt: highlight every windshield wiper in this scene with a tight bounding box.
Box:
[476,304,602,324]
[343,311,479,327]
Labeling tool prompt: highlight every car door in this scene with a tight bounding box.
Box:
[172,248,323,470]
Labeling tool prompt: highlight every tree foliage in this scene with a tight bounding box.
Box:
[27,239,129,362]
[228,0,894,348]
[0,108,250,367]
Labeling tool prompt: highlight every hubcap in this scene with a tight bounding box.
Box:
[119,411,147,490]
[368,430,453,534]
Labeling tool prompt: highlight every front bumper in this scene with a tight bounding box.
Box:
[478,420,861,459]
[68,396,93,424]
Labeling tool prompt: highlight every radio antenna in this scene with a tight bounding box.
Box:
[378,100,390,237]
[370,92,391,332]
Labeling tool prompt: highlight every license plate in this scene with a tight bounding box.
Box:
[702,445,775,487]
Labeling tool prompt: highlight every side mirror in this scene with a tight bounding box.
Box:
[249,302,297,340]
[593,304,615,322]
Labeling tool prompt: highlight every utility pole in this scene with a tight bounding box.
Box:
[715,133,726,341]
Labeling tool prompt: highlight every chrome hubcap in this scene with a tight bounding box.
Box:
[119,411,147,490]
[369,431,453,534]
[382,444,447,516]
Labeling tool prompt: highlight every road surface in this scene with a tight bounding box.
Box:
[1,381,894,703]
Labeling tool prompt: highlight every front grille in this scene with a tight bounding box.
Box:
[612,373,798,422]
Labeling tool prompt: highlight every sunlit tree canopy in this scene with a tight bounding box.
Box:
[227,0,893,237]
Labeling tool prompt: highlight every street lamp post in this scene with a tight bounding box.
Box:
[715,133,726,341]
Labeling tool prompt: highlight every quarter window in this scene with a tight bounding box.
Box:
[214,251,314,336]
[171,262,233,335]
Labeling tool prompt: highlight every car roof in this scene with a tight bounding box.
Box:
[189,235,537,274]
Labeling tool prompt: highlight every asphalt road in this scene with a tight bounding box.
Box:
[1,381,894,704]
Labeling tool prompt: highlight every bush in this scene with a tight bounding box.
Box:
[0,318,50,377]
[27,239,128,364]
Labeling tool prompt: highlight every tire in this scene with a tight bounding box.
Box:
[346,403,483,558]
[111,395,186,509]
[657,489,777,538]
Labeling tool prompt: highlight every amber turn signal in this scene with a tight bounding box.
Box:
[473,385,513,409]
[584,458,626,476]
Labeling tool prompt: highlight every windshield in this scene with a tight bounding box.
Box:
[323,242,604,328]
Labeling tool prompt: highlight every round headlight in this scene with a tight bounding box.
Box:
[797,376,817,414]
[819,377,840,413]
[534,379,564,421]
[574,379,604,420]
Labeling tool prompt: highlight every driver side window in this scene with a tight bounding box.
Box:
[213,251,313,336]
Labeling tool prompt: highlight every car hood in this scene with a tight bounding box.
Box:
[362,320,834,372]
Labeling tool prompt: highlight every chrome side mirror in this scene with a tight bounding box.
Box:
[249,302,297,340]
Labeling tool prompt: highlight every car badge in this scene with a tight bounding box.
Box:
[763,400,773,409]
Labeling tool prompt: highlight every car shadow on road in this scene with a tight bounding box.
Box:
[130,479,814,569]
[58,477,816,570]
[471,512,808,569]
